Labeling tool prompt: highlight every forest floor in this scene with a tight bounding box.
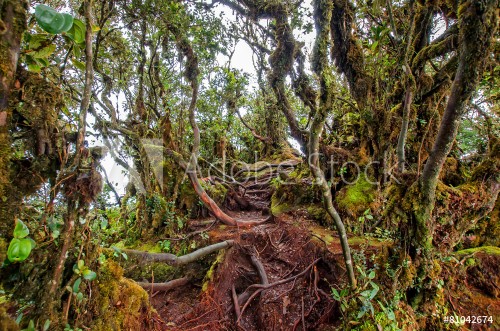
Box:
[115,161,499,331]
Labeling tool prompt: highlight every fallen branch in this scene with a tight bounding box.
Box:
[137,277,190,292]
[122,240,235,266]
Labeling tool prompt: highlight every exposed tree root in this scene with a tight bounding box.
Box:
[137,277,190,292]
[122,240,235,266]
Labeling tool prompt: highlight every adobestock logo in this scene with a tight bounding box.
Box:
[102,137,400,193]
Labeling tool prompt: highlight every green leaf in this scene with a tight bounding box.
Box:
[66,19,86,44]
[368,270,375,279]
[387,310,395,321]
[28,319,35,331]
[331,288,340,300]
[43,319,51,331]
[7,238,33,262]
[13,219,29,239]
[369,287,379,300]
[100,217,108,229]
[77,259,85,270]
[32,44,56,59]
[73,277,82,293]
[360,290,372,298]
[71,59,86,71]
[35,5,74,35]
[357,306,367,319]
[76,292,84,301]
[36,58,50,67]
[27,63,41,73]
[28,34,50,49]
[82,269,97,281]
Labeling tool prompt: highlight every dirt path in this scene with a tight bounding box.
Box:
[145,162,355,330]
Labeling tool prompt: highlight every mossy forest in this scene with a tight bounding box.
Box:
[0,0,499,330]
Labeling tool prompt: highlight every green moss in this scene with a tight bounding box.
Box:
[124,261,177,283]
[0,238,6,263]
[270,191,292,216]
[204,182,227,205]
[336,177,376,215]
[89,261,155,331]
[135,242,162,253]
[202,249,226,292]
[454,246,500,256]
[309,223,336,245]
[348,237,390,248]
[306,204,327,221]
[179,181,198,212]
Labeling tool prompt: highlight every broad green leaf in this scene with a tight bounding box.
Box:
[35,5,74,35]
[368,270,375,279]
[73,277,82,293]
[7,238,33,262]
[67,18,86,44]
[76,292,84,301]
[43,319,51,331]
[82,269,97,281]
[13,219,29,238]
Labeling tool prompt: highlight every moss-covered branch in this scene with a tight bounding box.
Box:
[308,0,356,289]
[415,0,499,254]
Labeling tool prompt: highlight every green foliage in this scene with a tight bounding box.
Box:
[6,220,35,263]
[67,260,97,304]
[35,5,73,35]
[332,249,404,330]
[354,209,374,234]
[157,240,171,252]
[66,19,86,44]
[111,246,128,261]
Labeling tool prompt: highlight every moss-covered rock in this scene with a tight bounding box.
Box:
[336,177,376,216]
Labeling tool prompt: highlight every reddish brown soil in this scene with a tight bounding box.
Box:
[150,216,338,330]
